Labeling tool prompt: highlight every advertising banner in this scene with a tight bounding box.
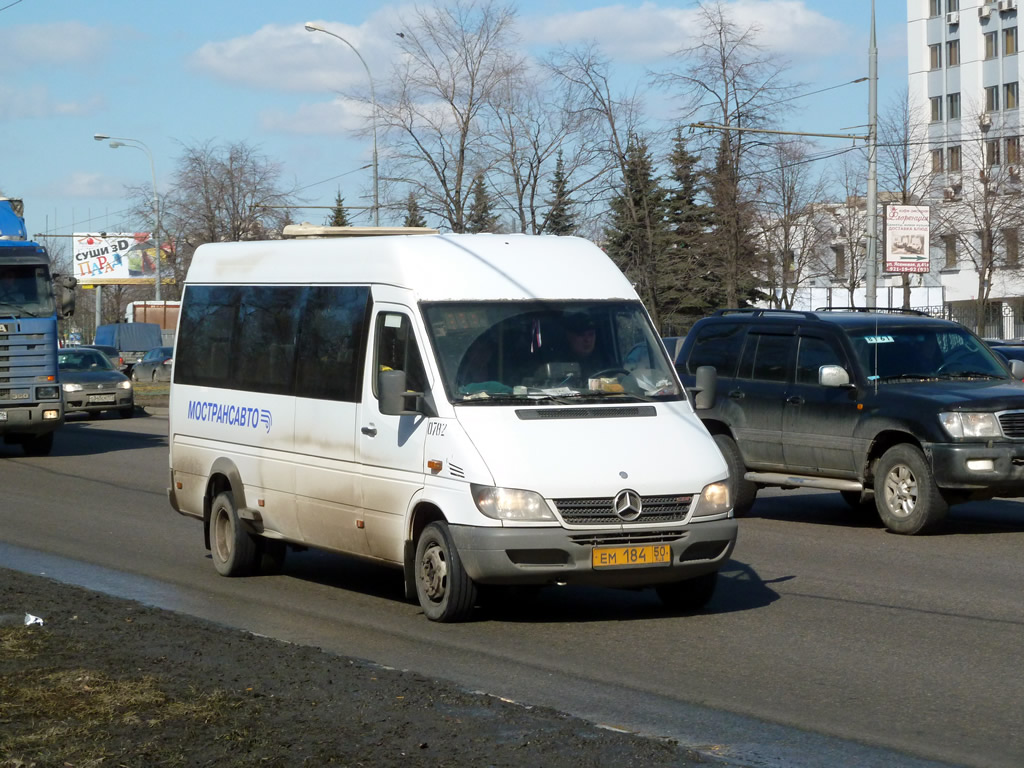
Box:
[73,232,158,284]
[885,205,930,273]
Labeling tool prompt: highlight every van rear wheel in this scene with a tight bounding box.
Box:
[210,491,260,576]
[415,521,477,622]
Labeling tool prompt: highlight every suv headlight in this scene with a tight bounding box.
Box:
[471,484,556,521]
[939,411,1001,439]
[691,482,731,519]
[62,383,83,393]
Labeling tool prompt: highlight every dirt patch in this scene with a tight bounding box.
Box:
[0,568,715,767]
[133,382,169,408]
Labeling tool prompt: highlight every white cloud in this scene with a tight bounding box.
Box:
[260,98,372,136]
[0,22,122,72]
[0,84,103,120]
[54,172,128,200]
[524,1,848,61]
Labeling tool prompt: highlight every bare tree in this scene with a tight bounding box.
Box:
[753,140,830,309]
[822,154,870,305]
[378,0,523,232]
[654,0,797,308]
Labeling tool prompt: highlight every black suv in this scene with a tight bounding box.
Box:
[678,309,1024,534]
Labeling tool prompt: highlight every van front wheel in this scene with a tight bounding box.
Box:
[210,491,259,576]
[415,521,477,622]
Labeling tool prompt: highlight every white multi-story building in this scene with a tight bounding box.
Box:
[909,0,1024,337]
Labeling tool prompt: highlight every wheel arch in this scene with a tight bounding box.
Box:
[402,500,447,602]
[863,430,923,484]
[202,458,247,551]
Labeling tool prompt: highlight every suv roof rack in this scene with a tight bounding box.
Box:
[814,306,931,316]
[713,308,818,319]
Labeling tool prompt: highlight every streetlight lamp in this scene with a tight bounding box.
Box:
[304,22,380,226]
[93,133,162,301]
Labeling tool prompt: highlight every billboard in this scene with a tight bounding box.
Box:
[884,205,930,274]
[73,232,160,284]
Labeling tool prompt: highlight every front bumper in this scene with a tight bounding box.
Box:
[64,392,134,414]
[0,401,64,436]
[449,518,738,587]
[927,441,1024,495]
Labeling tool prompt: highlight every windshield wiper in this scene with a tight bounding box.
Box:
[942,370,1002,379]
[0,300,39,317]
[879,373,943,381]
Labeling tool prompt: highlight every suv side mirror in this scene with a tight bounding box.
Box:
[1010,359,1024,380]
[692,365,718,410]
[819,364,851,387]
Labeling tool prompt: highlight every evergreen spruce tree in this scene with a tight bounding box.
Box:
[603,134,671,329]
[325,190,350,227]
[403,192,428,228]
[465,173,499,233]
[544,150,576,235]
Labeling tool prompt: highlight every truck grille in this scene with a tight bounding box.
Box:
[553,494,693,525]
[998,410,1024,438]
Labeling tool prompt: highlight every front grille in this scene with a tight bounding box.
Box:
[569,530,687,546]
[554,494,693,525]
[999,410,1024,438]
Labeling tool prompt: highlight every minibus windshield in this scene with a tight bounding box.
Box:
[422,300,682,403]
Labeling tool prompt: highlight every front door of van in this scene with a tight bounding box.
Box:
[356,305,430,561]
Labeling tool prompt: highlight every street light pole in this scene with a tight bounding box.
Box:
[865,0,879,308]
[304,22,380,226]
[93,133,162,301]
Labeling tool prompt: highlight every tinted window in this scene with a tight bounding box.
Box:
[374,312,427,396]
[797,336,844,384]
[738,333,796,382]
[295,286,370,402]
[686,322,745,377]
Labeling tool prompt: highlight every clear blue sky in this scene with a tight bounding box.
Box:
[1,0,907,240]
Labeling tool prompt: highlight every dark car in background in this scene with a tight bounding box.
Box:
[131,346,174,382]
[59,347,134,419]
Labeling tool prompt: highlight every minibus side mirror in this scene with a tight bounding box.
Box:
[819,364,851,388]
[379,369,430,416]
[691,365,717,410]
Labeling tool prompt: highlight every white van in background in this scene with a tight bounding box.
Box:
[167,227,737,622]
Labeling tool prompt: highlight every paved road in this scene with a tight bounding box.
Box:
[4,413,1024,768]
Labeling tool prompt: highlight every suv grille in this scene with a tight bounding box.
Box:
[998,410,1024,438]
[553,494,693,525]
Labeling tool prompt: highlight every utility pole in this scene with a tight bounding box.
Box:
[865,0,879,308]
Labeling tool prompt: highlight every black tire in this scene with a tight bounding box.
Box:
[119,405,134,419]
[151,370,158,382]
[414,521,477,622]
[259,539,288,575]
[873,444,948,535]
[655,571,718,613]
[22,432,54,457]
[210,491,260,576]
[713,433,757,516]
[839,490,876,516]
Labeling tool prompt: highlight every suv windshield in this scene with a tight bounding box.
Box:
[422,300,681,403]
[850,326,1008,381]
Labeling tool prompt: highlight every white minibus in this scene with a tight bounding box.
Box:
[167,228,737,621]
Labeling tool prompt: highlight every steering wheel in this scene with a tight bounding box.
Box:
[588,367,630,379]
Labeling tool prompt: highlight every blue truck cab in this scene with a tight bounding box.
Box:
[0,198,77,455]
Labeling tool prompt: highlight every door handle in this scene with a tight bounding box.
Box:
[728,389,745,399]
[361,425,377,437]
[787,395,804,405]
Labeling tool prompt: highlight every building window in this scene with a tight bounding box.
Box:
[929,0,941,15]
[1006,229,1020,267]
[986,32,999,60]
[832,244,846,275]
[986,85,1000,112]
[931,96,943,122]
[987,139,1001,166]
[1008,136,1020,165]
[1006,82,1019,110]
[949,144,962,172]
[947,39,961,66]
[948,92,961,119]
[943,235,957,269]
[929,44,942,70]
[948,0,959,10]
[1006,27,1018,57]
[932,148,945,172]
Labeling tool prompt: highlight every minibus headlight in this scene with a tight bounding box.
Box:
[939,412,1001,439]
[471,484,556,521]
[692,482,731,518]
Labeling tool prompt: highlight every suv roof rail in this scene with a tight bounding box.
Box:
[713,308,818,319]
[814,306,931,316]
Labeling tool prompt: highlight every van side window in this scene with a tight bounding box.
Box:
[374,312,427,396]
[295,286,370,402]
[686,322,744,377]
[796,336,844,385]
[738,333,796,382]
[235,286,303,396]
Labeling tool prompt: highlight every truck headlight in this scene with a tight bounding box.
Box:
[471,484,556,521]
[939,412,1001,439]
[62,383,83,393]
[691,482,731,519]
[36,386,59,399]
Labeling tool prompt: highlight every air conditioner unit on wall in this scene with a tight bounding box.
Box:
[980,112,993,128]
[980,4,992,18]
[946,10,960,23]
[998,0,1016,11]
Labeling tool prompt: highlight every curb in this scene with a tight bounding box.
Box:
[143,406,170,418]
